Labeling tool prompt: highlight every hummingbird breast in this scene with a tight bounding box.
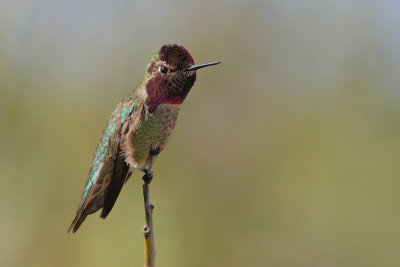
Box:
[124,103,180,170]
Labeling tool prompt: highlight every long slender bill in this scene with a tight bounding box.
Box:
[184,61,221,71]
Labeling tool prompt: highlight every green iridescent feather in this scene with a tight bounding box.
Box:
[81,95,137,200]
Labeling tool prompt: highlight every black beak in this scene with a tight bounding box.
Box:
[184,61,221,71]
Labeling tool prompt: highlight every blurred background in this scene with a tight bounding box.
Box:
[1,0,400,266]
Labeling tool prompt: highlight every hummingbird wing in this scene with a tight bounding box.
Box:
[68,96,141,233]
[100,115,135,219]
[101,103,149,218]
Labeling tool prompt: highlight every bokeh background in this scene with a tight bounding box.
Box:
[1,1,400,266]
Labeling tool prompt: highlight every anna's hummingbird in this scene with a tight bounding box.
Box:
[68,44,220,233]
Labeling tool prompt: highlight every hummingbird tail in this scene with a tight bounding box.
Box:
[67,210,88,234]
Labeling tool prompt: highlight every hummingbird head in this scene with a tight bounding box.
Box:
[144,44,220,112]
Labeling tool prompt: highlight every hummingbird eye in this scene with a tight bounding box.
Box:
[159,66,168,74]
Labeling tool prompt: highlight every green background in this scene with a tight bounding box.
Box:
[1,1,400,266]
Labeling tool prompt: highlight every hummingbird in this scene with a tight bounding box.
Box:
[68,44,220,233]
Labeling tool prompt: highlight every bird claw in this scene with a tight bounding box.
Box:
[142,147,158,184]
[150,147,160,156]
[142,171,153,184]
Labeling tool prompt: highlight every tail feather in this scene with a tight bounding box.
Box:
[67,210,88,234]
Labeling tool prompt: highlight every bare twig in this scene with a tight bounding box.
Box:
[143,181,156,267]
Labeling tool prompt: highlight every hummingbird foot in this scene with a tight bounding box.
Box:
[150,147,160,156]
[142,170,153,184]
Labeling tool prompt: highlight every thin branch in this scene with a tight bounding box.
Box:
[143,181,156,267]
